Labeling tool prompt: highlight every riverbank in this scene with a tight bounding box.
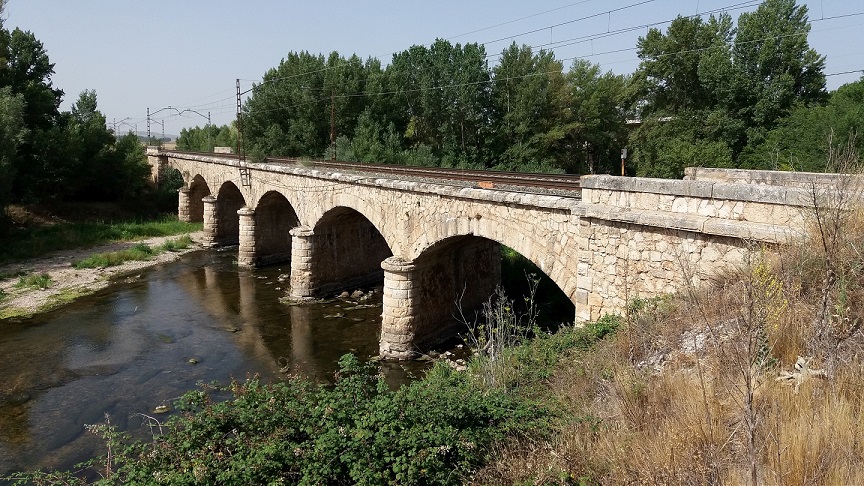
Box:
[0,231,204,320]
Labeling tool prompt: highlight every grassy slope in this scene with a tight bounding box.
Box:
[0,213,201,265]
[475,212,864,484]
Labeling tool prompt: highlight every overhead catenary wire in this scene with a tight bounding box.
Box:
[133,2,862,132]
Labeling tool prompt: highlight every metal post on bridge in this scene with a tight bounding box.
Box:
[621,148,627,176]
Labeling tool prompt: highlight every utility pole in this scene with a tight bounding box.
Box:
[621,148,628,176]
[146,107,151,140]
[237,78,250,187]
[330,88,336,160]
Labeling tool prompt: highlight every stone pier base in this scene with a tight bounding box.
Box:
[202,195,218,248]
[380,256,418,360]
[237,207,256,267]
[178,187,191,223]
[289,226,315,300]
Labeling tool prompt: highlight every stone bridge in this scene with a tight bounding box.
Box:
[148,149,826,359]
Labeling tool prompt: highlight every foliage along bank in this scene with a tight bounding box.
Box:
[11,317,620,485]
[0,6,180,236]
[226,0,861,178]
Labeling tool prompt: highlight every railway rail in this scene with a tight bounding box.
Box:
[166,150,582,194]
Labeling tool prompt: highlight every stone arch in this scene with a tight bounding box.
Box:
[215,181,246,246]
[305,193,397,255]
[309,206,394,295]
[187,175,211,223]
[254,191,300,266]
[410,215,578,305]
[408,235,503,346]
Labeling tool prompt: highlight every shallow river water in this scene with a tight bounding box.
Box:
[0,249,419,477]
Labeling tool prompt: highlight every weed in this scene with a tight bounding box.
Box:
[158,234,193,252]
[14,273,52,290]
[73,244,156,269]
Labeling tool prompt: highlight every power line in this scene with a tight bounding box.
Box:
[477,0,656,46]
[143,1,862,131]
[486,0,763,62]
[826,69,864,77]
[447,0,598,40]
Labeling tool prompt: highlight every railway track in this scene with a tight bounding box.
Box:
[167,150,582,193]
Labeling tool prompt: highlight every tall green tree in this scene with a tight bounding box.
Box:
[0,87,25,213]
[490,43,571,172]
[742,77,864,171]
[0,27,65,200]
[564,60,628,174]
[733,0,827,137]
[630,0,828,176]
[177,124,238,152]
[323,52,368,152]
[244,51,328,157]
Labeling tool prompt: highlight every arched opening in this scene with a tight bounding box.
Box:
[311,207,393,295]
[215,182,246,246]
[255,191,299,266]
[156,167,184,213]
[188,175,211,223]
[499,246,576,326]
[411,235,574,349]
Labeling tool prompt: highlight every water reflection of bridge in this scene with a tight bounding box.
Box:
[174,260,389,384]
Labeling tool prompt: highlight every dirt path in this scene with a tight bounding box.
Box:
[0,231,205,319]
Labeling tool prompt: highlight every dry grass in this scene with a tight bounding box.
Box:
[475,140,864,485]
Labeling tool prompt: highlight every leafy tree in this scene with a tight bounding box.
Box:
[351,107,385,163]
[564,60,628,174]
[177,124,238,152]
[388,39,492,167]
[630,0,828,176]
[323,52,368,150]
[634,13,734,115]
[0,87,25,217]
[490,43,571,172]
[0,27,64,200]
[244,51,328,157]
[741,77,863,171]
[732,0,827,138]
[66,90,115,198]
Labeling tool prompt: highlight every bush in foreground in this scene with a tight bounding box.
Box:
[11,318,621,485]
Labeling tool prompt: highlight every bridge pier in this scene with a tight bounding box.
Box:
[237,207,256,267]
[289,226,315,300]
[202,195,218,248]
[178,187,191,223]
[379,239,502,360]
[380,257,418,360]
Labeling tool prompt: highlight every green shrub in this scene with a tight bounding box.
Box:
[14,273,52,290]
[158,234,193,252]
[75,355,543,485]
[73,243,155,269]
[0,217,201,265]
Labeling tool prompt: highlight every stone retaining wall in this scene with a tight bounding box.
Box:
[575,174,812,321]
[684,167,864,189]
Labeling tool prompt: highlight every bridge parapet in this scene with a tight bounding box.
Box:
[579,175,817,243]
[684,166,864,189]
[573,174,833,321]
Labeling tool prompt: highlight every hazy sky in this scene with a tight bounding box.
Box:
[5,0,862,136]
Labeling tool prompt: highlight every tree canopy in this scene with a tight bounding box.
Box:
[0,12,168,232]
[237,0,848,178]
[630,0,829,176]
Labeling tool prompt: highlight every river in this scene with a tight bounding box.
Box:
[0,249,422,477]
